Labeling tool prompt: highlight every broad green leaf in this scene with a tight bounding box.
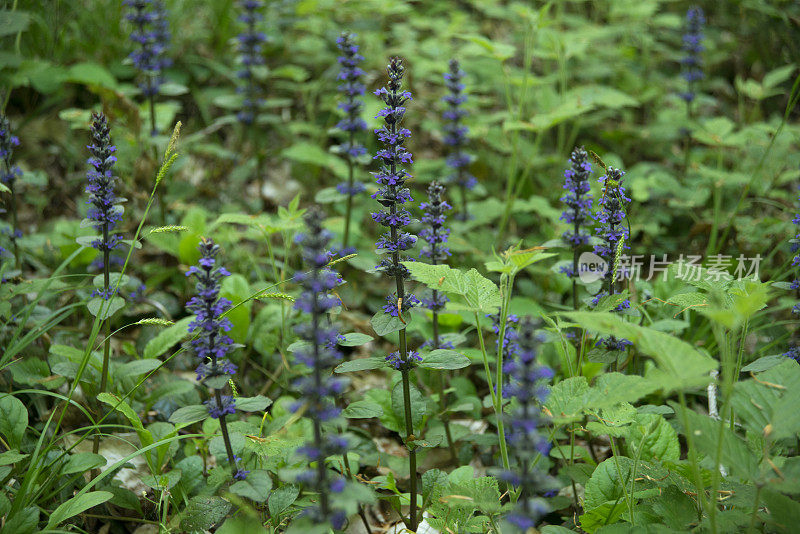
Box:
[179,496,231,532]
[678,406,759,480]
[143,316,193,359]
[343,400,383,419]
[545,376,590,424]
[391,381,426,437]
[586,373,659,409]
[339,332,374,347]
[117,359,162,378]
[0,394,27,448]
[419,349,470,370]
[230,469,272,502]
[268,484,299,517]
[371,310,411,336]
[0,11,31,37]
[0,449,27,467]
[402,262,501,313]
[587,402,636,437]
[168,404,209,425]
[624,413,680,463]
[63,452,106,474]
[566,312,717,392]
[87,296,125,319]
[335,356,385,373]
[97,392,154,449]
[45,491,113,529]
[235,395,272,412]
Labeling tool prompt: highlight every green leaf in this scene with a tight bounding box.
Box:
[3,507,38,534]
[587,402,636,437]
[0,11,31,37]
[235,395,272,412]
[419,349,470,370]
[282,142,348,179]
[371,310,411,336]
[217,514,270,534]
[87,296,125,319]
[0,449,27,467]
[545,376,590,425]
[179,496,231,531]
[741,354,786,373]
[679,405,759,480]
[566,311,717,393]
[63,452,106,474]
[624,413,680,463]
[143,316,193,359]
[0,394,28,448]
[230,469,272,502]
[335,356,385,373]
[339,332,374,347]
[97,392,154,449]
[391,381,426,437]
[587,373,659,409]
[45,491,113,529]
[402,262,501,313]
[268,484,299,517]
[168,404,209,425]
[343,400,383,419]
[762,489,800,533]
[117,359,162,378]
[65,62,117,89]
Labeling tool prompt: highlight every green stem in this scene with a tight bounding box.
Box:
[93,225,112,459]
[342,128,355,250]
[401,365,418,532]
[679,390,708,522]
[609,437,634,526]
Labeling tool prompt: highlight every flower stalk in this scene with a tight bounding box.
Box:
[373,57,420,531]
[0,113,22,271]
[335,32,367,252]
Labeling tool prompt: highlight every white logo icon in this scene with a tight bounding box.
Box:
[578,252,608,283]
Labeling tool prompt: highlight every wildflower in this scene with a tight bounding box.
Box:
[235,0,267,124]
[785,186,800,361]
[373,57,422,531]
[442,59,475,220]
[335,31,367,252]
[0,114,22,267]
[679,7,705,104]
[372,57,418,324]
[0,114,21,186]
[185,239,236,383]
[185,238,242,478]
[86,112,123,259]
[292,207,348,529]
[124,0,171,98]
[500,317,553,530]
[559,147,593,279]
[593,164,632,351]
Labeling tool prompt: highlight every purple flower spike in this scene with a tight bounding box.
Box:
[502,318,552,529]
[372,56,420,341]
[186,239,236,380]
[786,185,800,360]
[235,0,267,124]
[334,31,367,201]
[559,147,593,278]
[592,163,632,351]
[679,7,705,103]
[124,0,171,98]
[292,207,348,527]
[86,112,123,254]
[442,59,475,220]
